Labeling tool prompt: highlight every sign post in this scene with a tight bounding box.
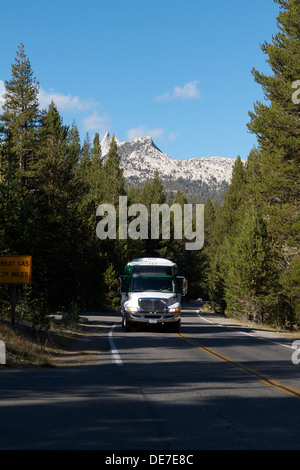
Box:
[0,256,32,327]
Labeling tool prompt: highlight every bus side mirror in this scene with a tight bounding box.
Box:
[176,276,188,296]
[182,278,188,296]
[118,275,130,294]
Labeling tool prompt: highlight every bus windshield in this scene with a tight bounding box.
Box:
[131,276,174,292]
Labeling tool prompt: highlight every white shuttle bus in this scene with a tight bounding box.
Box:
[118,258,187,332]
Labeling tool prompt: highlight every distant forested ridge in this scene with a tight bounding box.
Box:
[0,0,299,328]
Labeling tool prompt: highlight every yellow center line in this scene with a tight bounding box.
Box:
[176,332,300,399]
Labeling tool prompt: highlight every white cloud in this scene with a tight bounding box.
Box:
[155,80,201,102]
[83,110,110,134]
[126,126,180,145]
[166,131,181,142]
[39,87,111,134]
[1,81,110,137]
[38,87,98,112]
[1,82,100,115]
[127,126,165,141]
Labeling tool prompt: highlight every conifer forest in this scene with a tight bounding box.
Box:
[0,0,299,328]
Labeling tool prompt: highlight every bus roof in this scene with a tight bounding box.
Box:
[127,258,177,267]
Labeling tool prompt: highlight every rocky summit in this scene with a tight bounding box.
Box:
[101,132,237,202]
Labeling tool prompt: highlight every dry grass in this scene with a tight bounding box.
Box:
[0,318,77,368]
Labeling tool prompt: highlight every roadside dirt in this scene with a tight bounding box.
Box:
[50,322,111,367]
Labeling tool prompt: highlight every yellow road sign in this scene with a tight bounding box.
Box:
[0,256,32,284]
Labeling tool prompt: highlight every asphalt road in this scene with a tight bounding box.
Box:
[0,305,300,450]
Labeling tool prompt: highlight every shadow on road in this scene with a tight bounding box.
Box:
[1,309,299,450]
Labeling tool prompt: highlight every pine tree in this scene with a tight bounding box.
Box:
[80,132,92,174]
[225,205,280,324]
[208,250,227,313]
[247,0,300,324]
[32,102,72,202]
[91,132,102,166]
[0,131,24,253]
[200,198,218,300]
[0,43,40,179]
[68,120,81,168]
[29,102,82,308]
[141,170,166,209]
[79,132,104,231]
[102,135,125,205]
[248,0,300,161]
[243,148,262,205]
[170,190,205,299]
[0,43,41,255]
[207,157,247,310]
[66,128,105,311]
[210,156,246,255]
[90,133,103,209]
[103,263,119,311]
[77,132,93,216]
[97,135,127,281]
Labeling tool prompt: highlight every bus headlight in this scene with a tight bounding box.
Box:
[125,306,138,313]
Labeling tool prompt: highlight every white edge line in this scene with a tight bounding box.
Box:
[197,313,297,351]
[109,325,123,366]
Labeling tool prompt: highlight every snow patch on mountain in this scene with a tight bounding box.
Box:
[100,132,237,201]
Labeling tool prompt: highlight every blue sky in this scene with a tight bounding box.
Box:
[1,0,280,160]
